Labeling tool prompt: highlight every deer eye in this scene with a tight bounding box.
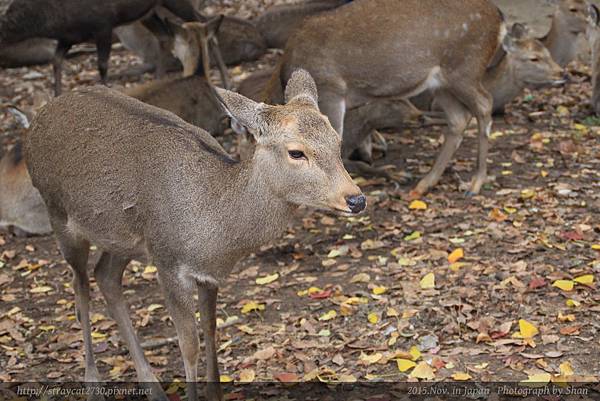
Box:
[288,150,307,160]
[530,57,539,62]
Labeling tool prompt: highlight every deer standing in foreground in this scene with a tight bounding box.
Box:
[586,3,600,115]
[25,70,365,401]
[268,0,504,198]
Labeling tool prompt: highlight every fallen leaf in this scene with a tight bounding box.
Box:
[573,275,594,286]
[452,372,472,381]
[420,273,435,289]
[319,310,337,321]
[241,301,265,314]
[367,312,379,324]
[448,248,464,264]
[519,319,539,338]
[396,359,416,372]
[256,273,279,285]
[409,362,435,380]
[552,280,574,291]
[409,200,427,210]
[238,369,255,383]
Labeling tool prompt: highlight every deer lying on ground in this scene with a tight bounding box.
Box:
[0,0,203,95]
[0,144,52,236]
[586,4,600,115]
[542,0,588,67]
[255,0,352,49]
[26,70,364,401]
[267,0,504,198]
[123,17,227,132]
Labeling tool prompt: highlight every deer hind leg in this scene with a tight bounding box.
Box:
[95,31,113,86]
[318,90,346,136]
[94,253,168,401]
[52,41,71,96]
[198,284,222,401]
[50,214,104,399]
[411,90,471,199]
[450,83,493,195]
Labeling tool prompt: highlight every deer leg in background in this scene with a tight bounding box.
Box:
[209,37,231,89]
[53,41,71,96]
[95,31,113,86]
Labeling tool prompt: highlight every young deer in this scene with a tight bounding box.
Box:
[587,4,600,115]
[542,0,588,67]
[273,0,504,198]
[25,70,365,401]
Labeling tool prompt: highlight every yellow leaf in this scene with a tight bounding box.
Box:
[419,273,435,290]
[39,325,56,332]
[91,331,106,339]
[367,312,379,324]
[238,369,255,383]
[448,248,464,264]
[409,346,421,361]
[386,307,399,317]
[559,362,574,377]
[220,375,233,383]
[319,310,337,321]
[404,231,422,241]
[241,301,265,314]
[256,273,279,285]
[372,286,387,295]
[553,280,574,291]
[573,275,594,285]
[592,244,600,250]
[452,372,472,381]
[396,359,416,372]
[143,265,157,274]
[409,362,435,380]
[409,200,427,210]
[521,373,551,387]
[30,285,53,294]
[147,304,163,312]
[566,299,580,307]
[359,352,383,365]
[350,273,370,283]
[237,325,254,335]
[519,319,539,338]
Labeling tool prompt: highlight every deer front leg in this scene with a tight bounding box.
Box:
[160,270,201,401]
[94,253,168,401]
[198,284,222,401]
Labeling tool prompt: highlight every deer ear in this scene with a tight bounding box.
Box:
[510,23,528,39]
[589,4,600,26]
[284,69,319,109]
[215,88,266,139]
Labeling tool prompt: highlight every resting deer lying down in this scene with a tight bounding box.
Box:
[25,70,365,401]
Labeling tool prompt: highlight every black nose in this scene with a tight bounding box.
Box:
[345,194,367,214]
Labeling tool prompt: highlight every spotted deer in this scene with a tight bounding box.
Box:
[25,70,365,401]
[263,0,504,197]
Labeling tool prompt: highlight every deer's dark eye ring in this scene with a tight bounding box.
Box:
[288,150,307,160]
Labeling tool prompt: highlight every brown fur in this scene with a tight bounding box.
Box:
[25,71,363,401]
[542,0,588,67]
[275,0,503,197]
[255,0,351,48]
[124,75,226,134]
[0,144,51,235]
[587,3,600,115]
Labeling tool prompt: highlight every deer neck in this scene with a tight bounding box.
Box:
[543,13,580,67]
[219,159,297,251]
[484,54,523,113]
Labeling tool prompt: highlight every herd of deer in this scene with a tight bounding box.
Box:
[0,0,598,400]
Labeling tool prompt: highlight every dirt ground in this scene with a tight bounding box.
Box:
[0,0,599,394]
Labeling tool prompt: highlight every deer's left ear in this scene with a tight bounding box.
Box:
[284,69,319,109]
